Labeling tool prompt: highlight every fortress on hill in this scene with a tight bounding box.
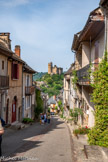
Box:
[48,62,63,75]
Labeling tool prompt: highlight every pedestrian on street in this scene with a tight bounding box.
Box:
[44,113,47,123]
[47,112,50,124]
[0,117,5,157]
[41,114,44,125]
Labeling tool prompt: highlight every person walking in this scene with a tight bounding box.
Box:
[41,114,44,125]
[47,112,50,124]
[44,113,47,123]
[0,117,5,157]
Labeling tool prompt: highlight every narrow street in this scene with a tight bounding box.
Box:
[2,117,73,162]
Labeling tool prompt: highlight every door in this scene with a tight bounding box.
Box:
[12,101,16,123]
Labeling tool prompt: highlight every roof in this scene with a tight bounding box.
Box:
[71,31,81,52]
[100,0,108,6]
[23,63,37,74]
[47,96,56,105]
[72,7,104,52]
[64,63,75,76]
[0,44,13,57]
[0,36,37,73]
[0,41,25,63]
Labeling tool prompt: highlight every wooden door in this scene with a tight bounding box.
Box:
[12,101,16,123]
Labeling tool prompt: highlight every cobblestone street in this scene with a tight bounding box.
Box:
[2,117,73,162]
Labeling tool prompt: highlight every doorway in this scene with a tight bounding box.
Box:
[12,96,17,123]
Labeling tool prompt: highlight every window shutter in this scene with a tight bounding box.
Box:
[95,41,99,69]
[17,64,19,79]
[95,41,99,63]
[11,62,14,79]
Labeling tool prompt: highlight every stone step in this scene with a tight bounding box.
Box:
[10,121,25,130]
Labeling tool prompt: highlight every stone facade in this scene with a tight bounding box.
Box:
[7,60,23,123]
[0,33,11,123]
[70,7,105,127]
[22,66,36,120]
[0,33,36,124]
[48,62,63,75]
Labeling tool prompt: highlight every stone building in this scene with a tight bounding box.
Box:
[48,62,63,75]
[0,33,11,123]
[0,33,36,124]
[22,63,36,120]
[63,63,77,118]
[7,45,24,123]
[71,7,105,127]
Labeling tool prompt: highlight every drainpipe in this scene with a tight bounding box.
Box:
[22,66,24,119]
[89,36,92,64]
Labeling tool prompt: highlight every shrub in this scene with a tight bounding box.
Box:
[35,89,43,118]
[60,114,63,118]
[73,126,90,135]
[70,108,83,124]
[22,118,34,124]
[88,52,108,147]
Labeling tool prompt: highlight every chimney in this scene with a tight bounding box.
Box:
[15,45,20,57]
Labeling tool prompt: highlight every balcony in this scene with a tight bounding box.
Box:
[0,76,9,89]
[25,86,35,95]
[77,63,98,85]
[77,64,90,85]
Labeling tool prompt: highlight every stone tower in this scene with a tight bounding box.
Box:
[48,62,52,74]
[53,65,58,74]
[58,68,63,74]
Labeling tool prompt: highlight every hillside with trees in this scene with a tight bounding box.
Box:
[37,73,64,97]
[33,72,46,81]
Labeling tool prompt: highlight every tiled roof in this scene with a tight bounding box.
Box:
[72,7,104,51]
[100,0,107,5]
[47,96,56,105]
[0,38,37,74]
[64,63,75,75]
[23,63,37,74]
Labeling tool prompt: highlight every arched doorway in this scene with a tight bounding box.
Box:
[12,96,17,123]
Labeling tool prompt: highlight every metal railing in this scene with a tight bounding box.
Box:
[77,64,90,83]
[76,63,98,85]
[0,75,9,89]
[25,86,35,95]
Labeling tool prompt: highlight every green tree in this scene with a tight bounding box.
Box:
[35,89,43,118]
[88,52,108,147]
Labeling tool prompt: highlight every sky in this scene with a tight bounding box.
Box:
[0,0,100,72]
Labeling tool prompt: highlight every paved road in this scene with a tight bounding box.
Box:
[2,116,73,162]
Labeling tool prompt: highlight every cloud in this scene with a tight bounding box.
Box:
[0,0,30,7]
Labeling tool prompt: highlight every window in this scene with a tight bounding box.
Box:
[12,62,19,79]
[27,96,30,108]
[26,75,30,86]
[2,61,4,70]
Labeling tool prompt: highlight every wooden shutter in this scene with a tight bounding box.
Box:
[17,64,19,79]
[95,41,99,64]
[95,41,99,69]
[11,62,14,79]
